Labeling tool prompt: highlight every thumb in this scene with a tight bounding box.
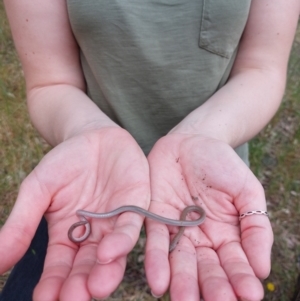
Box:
[0,171,50,274]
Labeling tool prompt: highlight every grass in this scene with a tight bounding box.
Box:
[250,24,300,301]
[0,1,49,226]
[0,1,300,300]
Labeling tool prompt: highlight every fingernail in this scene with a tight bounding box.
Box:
[151,290,164,298]
[97,258,113,264]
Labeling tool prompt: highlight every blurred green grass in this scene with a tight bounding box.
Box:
[250,23,300,301]
[0,1,300,300]
[0,1,49,225]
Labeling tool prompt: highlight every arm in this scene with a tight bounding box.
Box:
[2,1,150,300]
[170,0,300,147]
[4,0,117,146]
[145,1,300,300]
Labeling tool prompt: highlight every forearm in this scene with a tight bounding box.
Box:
[27,84,118,146]
[170,0,299,148]
[4,0,118,147]
[170,67,285,148]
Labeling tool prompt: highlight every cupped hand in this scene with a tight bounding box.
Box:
[0,127,150,301]
[145,133,273,301]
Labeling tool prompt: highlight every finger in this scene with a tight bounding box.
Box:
[87,256,127,299]
[0,174,50,274]
[145,218,170,297]
[218,241,264,301]
[96,211,144,263]
[169,236,200,301]
[240,215,273,279]
[33,243,76,301]
[197,247,236,301]
[59,244,97,301]
[235,180,273,278]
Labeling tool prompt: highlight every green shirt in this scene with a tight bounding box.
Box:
[67,0,251,163]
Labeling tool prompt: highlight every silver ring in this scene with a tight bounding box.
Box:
[239,210,269,221]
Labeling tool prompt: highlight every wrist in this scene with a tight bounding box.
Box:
[64,120,120,142]
[27,84,119,146]
[168,117,234,147]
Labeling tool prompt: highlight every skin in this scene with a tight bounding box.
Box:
[0,127,151,300]
[146,134,272,301]
[1,0,300,300]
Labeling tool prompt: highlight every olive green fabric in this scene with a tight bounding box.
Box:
[66,0,251,164]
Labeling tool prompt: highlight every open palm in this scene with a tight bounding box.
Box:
[145,133,273,301]
[0,127,150,301]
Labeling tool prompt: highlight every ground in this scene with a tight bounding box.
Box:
[0,2,300,300]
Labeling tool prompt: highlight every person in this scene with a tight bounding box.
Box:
[0,0,299,300]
